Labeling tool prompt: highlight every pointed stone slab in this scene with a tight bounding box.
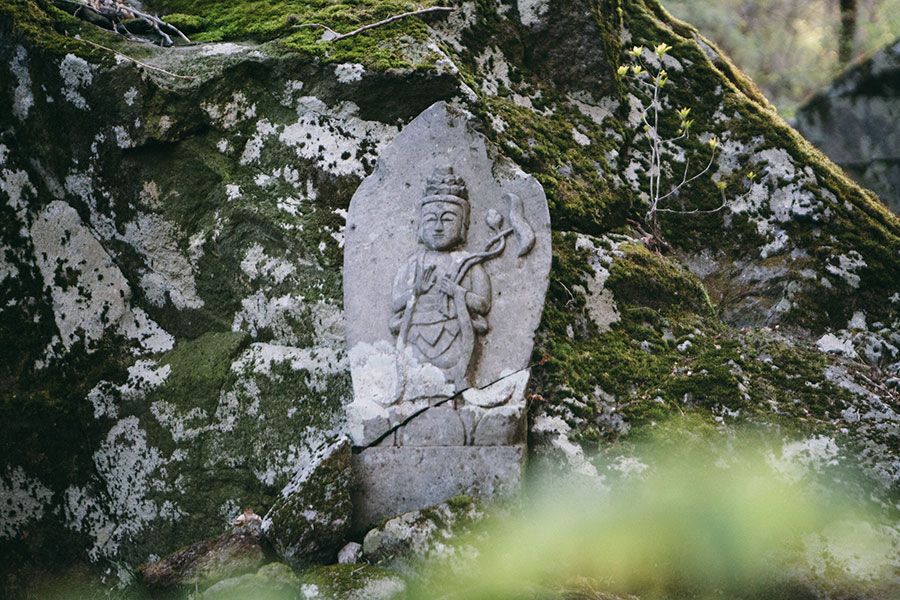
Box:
[343,101,550,529]
[344,101,551,412]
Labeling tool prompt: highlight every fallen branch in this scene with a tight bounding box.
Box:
[81,38,196,80]
[295,6,454,41]
[64,0,190,46]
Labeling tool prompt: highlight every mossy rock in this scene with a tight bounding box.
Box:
[361,495,483,579]
[263,439,353,568]
[2,0,900,595]
[298,564,406,600]
[200,562,301,600]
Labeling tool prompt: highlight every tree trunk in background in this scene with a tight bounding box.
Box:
[839,0,858,66]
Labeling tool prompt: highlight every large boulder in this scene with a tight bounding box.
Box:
[795,37,900,214]
[2,0,900,595]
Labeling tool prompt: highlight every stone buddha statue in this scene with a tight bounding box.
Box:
[389,167,492,391]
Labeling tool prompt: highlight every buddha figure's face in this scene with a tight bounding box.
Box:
[419,201,466,251]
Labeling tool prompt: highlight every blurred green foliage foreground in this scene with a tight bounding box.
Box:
[413,426,899,600]
[30,424,900,600]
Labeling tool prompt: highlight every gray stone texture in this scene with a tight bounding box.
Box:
[795,37,900,213]
[262,438,353,568]
[342,101,549,530]
[351,445,525,531]
[361,496,485,579]
[344,100,551,400]
[337,541,362,564]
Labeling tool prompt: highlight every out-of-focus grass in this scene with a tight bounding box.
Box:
[410,433,899,600]
[18,429,900,600]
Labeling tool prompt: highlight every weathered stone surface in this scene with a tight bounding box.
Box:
[343,101,548,526]
[361,495,484,579]
[351,446,524,531]
[5,0,900,595]
[200,563,300,600]
[795,37,900,213]
[337,541,362,564]
[263,438,353,568]
[298,564,406,600]
[344,100,551,405]
[398,405,466,446]
[471,404,526,446]
[139,527,265,591]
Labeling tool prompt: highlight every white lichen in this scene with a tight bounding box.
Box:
[767,435,839,483]
[1,164,36,220]
[11,46,34,121]
[240,243,296,284]
[574,234,625,333]
[0,467,53,539]
[825,251,866,288]
[30,201,173,360]
[240,98,397,177]
[567,92,617,126]
[113,126,134,149]
[202,91,257,129]
[226,183,242,200]
[65,416,179,559]
[124,212,204,310]
[87,360,171,419]
[59,54,93,110]
[335,63,365,83]
[231,291,322,345]
[518,0,550,26]
[572,127,591,146]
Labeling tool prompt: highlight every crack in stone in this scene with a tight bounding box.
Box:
[351,364,533,453]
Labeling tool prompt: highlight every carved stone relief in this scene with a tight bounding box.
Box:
[342,102,551,529]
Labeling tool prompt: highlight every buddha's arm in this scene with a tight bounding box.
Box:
[464,265,491,315]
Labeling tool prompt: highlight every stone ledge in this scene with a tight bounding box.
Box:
[350,445,525,532]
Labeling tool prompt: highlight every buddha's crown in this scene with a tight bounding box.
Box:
[421,167,468,209]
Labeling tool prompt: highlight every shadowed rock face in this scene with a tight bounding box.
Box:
[140,527,265,591]
[2,0,900,594]
[795,37,900,214]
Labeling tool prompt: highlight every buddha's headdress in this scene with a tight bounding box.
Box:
[421,167,469,211]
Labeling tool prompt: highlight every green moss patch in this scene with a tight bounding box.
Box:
[156,0,447,70]
[300,564,405,597]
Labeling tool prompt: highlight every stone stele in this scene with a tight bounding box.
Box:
[343,101,551,530]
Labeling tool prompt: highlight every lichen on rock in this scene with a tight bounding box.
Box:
[263,438,353,568]
[2,0,900,595]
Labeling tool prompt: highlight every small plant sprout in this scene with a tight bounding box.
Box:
[623,41,736,251]
[657,69,668,87]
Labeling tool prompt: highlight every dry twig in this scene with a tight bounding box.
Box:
[81,38,196,80]
[295,6,454,41]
